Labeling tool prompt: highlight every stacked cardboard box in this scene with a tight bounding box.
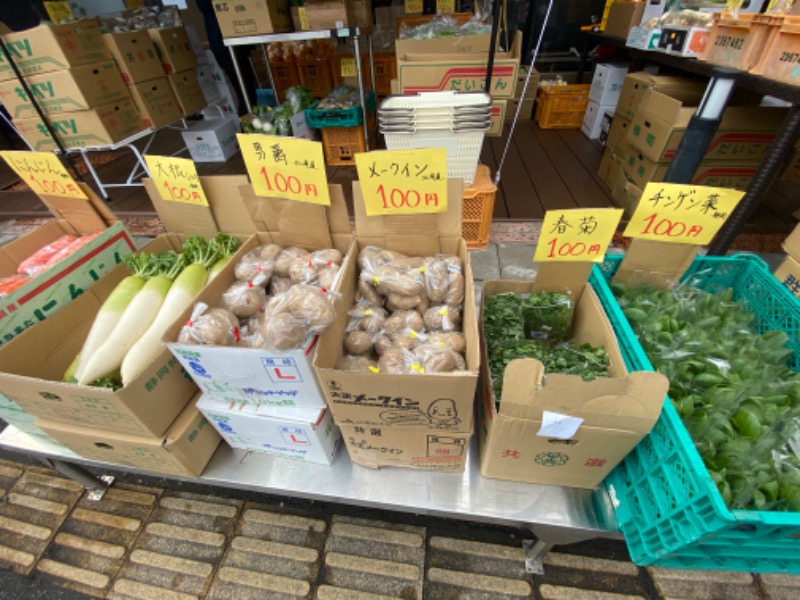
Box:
[305,0,372,30]
[213,0,292,38]
[312,182,480,473]
[773,224,800,301]
[0,20,142,151]
[598,72,786,216]
[581,63,628,140]
[505,66,539,123]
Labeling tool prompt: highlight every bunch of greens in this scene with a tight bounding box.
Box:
[241,86,314,136]
[521,290,574,345]
[613,282,800,512]
[483,292,609,402]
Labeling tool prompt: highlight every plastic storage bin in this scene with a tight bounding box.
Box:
[701,13,783,70]
[373,52,397,97]
[535,84,590,129]
[306,91,377,129]
[297,59,335,99]
[321,113,377,165]
[462,165,497,249]
[595,254,800,573]
[269,62,302,99]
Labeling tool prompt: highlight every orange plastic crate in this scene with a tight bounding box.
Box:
[321,113,377,166]
[297,59,335,98]
[701,12,783,70]
[269,62,302,99]
[535,84,590,129]
[462,164,497,249]
[373,52,396,97]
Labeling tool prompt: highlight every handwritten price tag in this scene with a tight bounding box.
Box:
[298,6,309,30]
[44,1,74,23]
[405,0,424,14]
[340,58,356,78]
[623,183,745,245]
[239,134,330,206]
[144,155,209,206]
[534,208,623,263]
[355,149,447,216]
[437,0,456,14]
[0,151,87,200]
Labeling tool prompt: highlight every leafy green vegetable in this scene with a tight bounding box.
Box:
[614,282,800,512]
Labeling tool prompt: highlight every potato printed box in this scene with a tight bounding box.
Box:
[0,182,135,346]
[0,61,129,119]
[102,30,165,84]
[478,270,669,488]
[164,180,353,409]
[313,180,480,442]
[147,27,197,75]
[0,19,112,80]
[36,399,220,477]
[196,394,341,464]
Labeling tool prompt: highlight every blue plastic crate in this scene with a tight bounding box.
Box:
[595,254,800,573]
[305,91,377,129]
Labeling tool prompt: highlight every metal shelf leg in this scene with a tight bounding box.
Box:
[78,148,109,200]
[523,539,553,575]
[353,35,369,151]
[43,458,114,500]
[229,45,252,114]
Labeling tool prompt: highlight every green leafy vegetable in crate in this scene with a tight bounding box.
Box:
[612,282,800,512]
[483,292,609,402]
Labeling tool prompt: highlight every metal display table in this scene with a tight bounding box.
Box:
[223,27,376,150]
[0,424,619,574]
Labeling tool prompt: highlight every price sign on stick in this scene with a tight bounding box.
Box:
[144,155,209,206]
[623,183,745,245]
[0,151,87,200]
[340,58,356,78]
[239,134,330,206]
[534,208,623,263]
[437,0,456,14]
[355,149,448,216]
[405,0,424,14]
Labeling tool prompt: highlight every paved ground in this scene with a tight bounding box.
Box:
[0,233,798,598]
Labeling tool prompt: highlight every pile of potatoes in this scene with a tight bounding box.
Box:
[177,244,341,350]
[336,246,467,374]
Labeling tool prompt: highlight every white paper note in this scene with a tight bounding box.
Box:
[537,411,584,440]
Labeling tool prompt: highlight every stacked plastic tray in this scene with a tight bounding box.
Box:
[378,91,492,185]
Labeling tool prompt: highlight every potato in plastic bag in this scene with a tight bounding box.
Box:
[267,284,337,334]
[423,256,449,302]
[336,355,380,373]
[223,274,269,318]
[345,330,375,355]
[177,304,240,346]
[424,305,462,332]
[414,343,465,373]
[427,331,466,354]
[270,276,293,296]
[346,304,386,334]
[275,247,311,277]
[259,311,309,350]
[317,265,340,291]
[386,292,422,311]
[384,310,424,338]
[234,244,281,281]
[378,347,424,375]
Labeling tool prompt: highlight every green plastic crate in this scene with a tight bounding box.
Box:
[594,254,800,573]
[305,91,377,129]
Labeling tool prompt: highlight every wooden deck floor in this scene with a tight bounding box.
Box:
[0,121,794,234]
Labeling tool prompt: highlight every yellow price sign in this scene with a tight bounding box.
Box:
[340,58,356,78]
[623,183,745,245]
[144,155,209,206]
[405,0,424,14]
[727,0,746,12]
[355,149,448,216]
[124,0,145,7]
[534,208,623,263]
[437,0,456,14]
[298,6,310,30]
[238,134,330,206]
[44,1,74,23]
[0,151,87,200]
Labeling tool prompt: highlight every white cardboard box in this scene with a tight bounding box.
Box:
[589,63,628,107]
[196,64,220,103]
[582,101,615,140]
[196,394,341,464]
[182,115,240,162]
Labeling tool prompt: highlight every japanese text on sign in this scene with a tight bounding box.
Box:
[436,0,456,14]
[340,58,356,78]
[144,155,209,206]
[405,0,423,14]
[0,151,87,200]
[44,1,74,23]
[534,208,623,263]
[623,183,745,245]
[239,134,330,206]
[355,149,448,216]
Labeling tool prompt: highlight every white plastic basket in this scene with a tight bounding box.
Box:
[378,92,491,184]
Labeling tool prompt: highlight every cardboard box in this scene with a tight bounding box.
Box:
[196,64,221,103]
[581,101,615,140]
[148,27,198,75]
[102,30,165,85]
[167,69,207,115]
[478,276,669,488]
[36,400,221,477]
[397,32,522,100]
[128,77,183,129]
[505,97,534,123]
[627,89,786,162]
[0,19,112,80]
[196,394,341,464]
[213,0,292,38]
[0,393,75,451]
[13,97,143,153]
[782,223,800,261]
[658,26,711,58]
[164,180,352,408]
[773,255,800,300]
[604,2,645,39]
[605,114,631,152]
[339,424,472,472]
[615,72,704,121]
[0,61,129,119]
[626,26,661,50]
[599,111,614,145]
[640,0,668,25]
[291,7,309,31]
[305,0,372,30]
[620,179,643,217]
[488,99,506,136]
[514,67,540,100]
[395,32,497,57]
[589,63,628,107]
[313,180,479,438]
[0,183,135,346]
[182,115,240,163]
[622,147,758,190]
